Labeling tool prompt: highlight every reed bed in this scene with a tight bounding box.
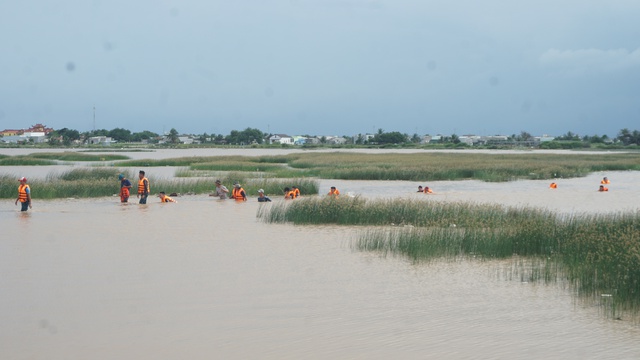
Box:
[117,157,217,167]
[0,168,319,199]
[287,152,640,181]
[29,152,130,161]
[101,152,640,181]
[118,155,290,168]
[259,196,555,229]
[258,197,640,317]
[0,156,56,166]
[99,152,640,182]
[190,161,286,172]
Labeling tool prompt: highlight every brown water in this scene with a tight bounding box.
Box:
[1,149,639,359]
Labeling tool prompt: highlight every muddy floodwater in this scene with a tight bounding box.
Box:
[1,148,639,359]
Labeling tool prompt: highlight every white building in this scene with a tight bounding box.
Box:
[87,136,115,146]
[268,134,293,145]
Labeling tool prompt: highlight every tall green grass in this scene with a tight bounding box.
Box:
[258,197,640,319]
[29,152,130,161]
[190,161,285,172]
[0,168,319,199]
[108,151,640,182]
[0,156,56,166]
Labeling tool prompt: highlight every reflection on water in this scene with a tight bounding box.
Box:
[1,149,640,358]
[1,194,639,359]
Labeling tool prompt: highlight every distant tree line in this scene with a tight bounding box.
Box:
[27,126,640,147]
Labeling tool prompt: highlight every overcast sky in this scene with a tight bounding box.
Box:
[1,0,639,137]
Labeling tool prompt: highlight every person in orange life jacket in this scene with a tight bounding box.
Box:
[328,186,340,197]
[137,170,150,204]
[158,191,176,203]
[549,182,558,189]
[257,189,272,202]
[231,182,247,201]
[423,186,433,194]
[292,186,300,198]
[118,174,132,203]
[598,185,608,192]
[601,177,610,184]
[15,177,32,212]
[417,185,424,192]
[283,187,295,199]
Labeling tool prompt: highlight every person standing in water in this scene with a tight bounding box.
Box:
[137,170,150,204]
[257,189,272,202]
[118,174,132,203]
[15,177,32,212]
[212,180,229,199]
[231,182,247,201]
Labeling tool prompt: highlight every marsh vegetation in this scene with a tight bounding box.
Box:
[0,168,318,199]
[258,197,640,319]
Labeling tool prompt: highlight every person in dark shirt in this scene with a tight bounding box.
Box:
[257,189,272,202]
[118,174,132,203]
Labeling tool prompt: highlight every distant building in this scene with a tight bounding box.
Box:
[292,136,308,145]
[87,136,115,146]
[25,123,54,134]
[325,136,347,145]
[0,129,23,136]
[267,134,293,145]
[1,123,53,142]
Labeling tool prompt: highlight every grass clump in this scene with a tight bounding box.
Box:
[0,156,56,166]
[258,196,640,319]
[29,152,130,161]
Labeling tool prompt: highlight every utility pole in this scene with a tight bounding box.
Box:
[93,105,96,131]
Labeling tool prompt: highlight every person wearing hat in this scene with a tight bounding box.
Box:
[231,182,247,201]
[257,189,271,202]
[211,179,229,199]
[118,173,132,203]
[137,170,150,204]
[15,177,32,211]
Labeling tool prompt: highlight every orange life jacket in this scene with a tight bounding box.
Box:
[138,177,149,194]
[328,189,340,196]
[601,180,610,184]
[424,187,433,194]
[232,187,246,201]
[160,195,174,202]
[18,184,30,203]
[285,190,296,199]
[549,183,557,189]
[293,188,300,198]
[599,187,608,192]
